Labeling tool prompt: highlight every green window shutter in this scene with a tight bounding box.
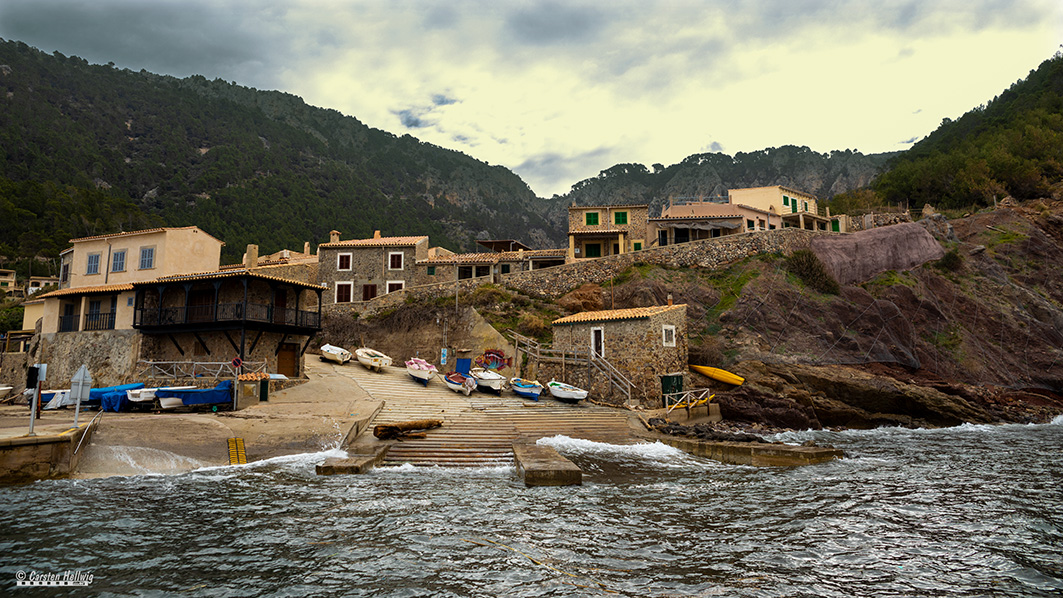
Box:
[633,242,642,251]
[783,196,790,206]
[586,213,599,226]
[614,211,628,225]
[585,244,602,258]
[427,266,436,276]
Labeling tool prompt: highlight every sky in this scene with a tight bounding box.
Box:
[1,1,1061,198]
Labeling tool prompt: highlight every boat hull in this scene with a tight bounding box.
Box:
[548,381,588,402]
[320,344,352,365]
[405,359,438,386]
[443,373,475,396]
[690,365,745,386]
[510,378,543,400]
[355,348,392,372]
[470,368,504,395]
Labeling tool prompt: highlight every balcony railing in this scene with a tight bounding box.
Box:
[83,311,117,331]
[134,301,320,330]
[58,314,79,333]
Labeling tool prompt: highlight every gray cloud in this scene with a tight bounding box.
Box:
[432,94,459,106]
[505,1,608,46]
[0,0,292,89]
[900,136,919,144]
[513,147,616,197]
[394,109,431,129]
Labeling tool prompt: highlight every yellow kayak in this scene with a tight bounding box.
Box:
[690,365,745,386]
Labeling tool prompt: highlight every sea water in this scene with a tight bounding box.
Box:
[1,419,1060,597]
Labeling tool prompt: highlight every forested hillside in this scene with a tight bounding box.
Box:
[545,146,895,228]
[872,52,1063,208]
[0,39,553,265]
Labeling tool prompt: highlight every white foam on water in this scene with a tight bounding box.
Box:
[371,463,515,477]
[769,417,1063,445]
[188,447,348,476]
[1051,414,1063,425]
[86,445,210,477]
[536,435,714,468]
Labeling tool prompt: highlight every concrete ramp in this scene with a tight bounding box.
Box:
[348,365,638,467]
[811,222,944,285]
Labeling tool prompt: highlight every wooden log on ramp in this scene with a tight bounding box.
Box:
[373,419,443,440]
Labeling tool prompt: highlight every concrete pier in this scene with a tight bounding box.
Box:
[652,434,843,466]
[513,443,582,486]
[316,444,391,475]
[0,420,97,483]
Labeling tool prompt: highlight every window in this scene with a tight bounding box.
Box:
[658,230,668,247]
[585,212,599,226]
[612,243,620,254]
[633,242,642,251]
[769,224,776,230]
[386,281,405,294]
[614,211,628,225]
[388,252,403,270]
[362,284,377,301]
[335,282,353,303]
[474,265,490,277]
[585,243,601,258]
[86,253,100,275]
[662,325,676,347]
[783,195,790,206]
[746,219,755,230]
[60,263,69,284]
[427,266,436,276]
[127,296,134,306]
[500,264,510,274]
[139,247,155,270]
[112,250,126,272]
[458,266,473,279]
[337,253,352,271]
[803,201,809,212]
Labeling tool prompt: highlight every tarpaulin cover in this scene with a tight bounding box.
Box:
[88,383,144,404]
[155,380,233,406]
[101,391,132,412]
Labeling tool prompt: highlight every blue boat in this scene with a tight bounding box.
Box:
[510,378,543,401]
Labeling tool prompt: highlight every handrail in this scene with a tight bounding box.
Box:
[589,352,634,404]
[74,409,105,455]
[137,360,267,379]
[664,388,715,414]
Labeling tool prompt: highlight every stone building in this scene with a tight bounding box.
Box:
[567,204,649,262]
[649,197,778,246]
[728,186,843,232]
[317,230,429,307]
[549,304,687,408]
[418,240,566,284]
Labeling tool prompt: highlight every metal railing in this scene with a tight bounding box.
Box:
[58,314,79,332]
[508,330,635,403]
[135,302,320,329]
[137,360,267,380]
[663,388,715,414]
[589,352,634,405]
[83,311,117,331]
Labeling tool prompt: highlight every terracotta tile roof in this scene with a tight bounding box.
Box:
[319,236,427,248]
[568,204,649,210]
[237,372,270,381]
[419,252,501,265]
[69,226,224,245]
[418,248,567,265]
[552,304,686,326]
[649,214,742,221]
[37,283,135,298]
[136,268,326,289]
[568,227,631,235]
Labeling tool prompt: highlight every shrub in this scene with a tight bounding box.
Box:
[784,250,841,295]
[516,313,550,339]
[935,248,964,272]
[469,284,511,307]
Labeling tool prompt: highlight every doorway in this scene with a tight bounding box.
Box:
[277,343,299,377]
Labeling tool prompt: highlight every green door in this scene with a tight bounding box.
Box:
[831,219,840,232]
[661,374,683,404]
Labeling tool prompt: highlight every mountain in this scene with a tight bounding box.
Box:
[872,52,1063,208]
[0,39,555,263]
[544,146,896,225]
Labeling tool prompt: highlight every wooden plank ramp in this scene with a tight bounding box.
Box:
[347,364,639,467]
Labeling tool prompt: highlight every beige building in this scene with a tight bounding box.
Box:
[25,276,60,296]
[40,227,226,335]
[728,186,842,232]
[650,197,781,246]
[60,226,224,290]
[567,204,648,262]
[418,240,566,283]
[0,269,16,295]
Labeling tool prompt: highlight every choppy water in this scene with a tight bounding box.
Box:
[2,417,1061,597]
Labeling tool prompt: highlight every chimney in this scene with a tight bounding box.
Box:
[244,244,259,269]
[329,230,340,243]
[303,241,310,256]
[373,230,381,239]
[667,293,673,306]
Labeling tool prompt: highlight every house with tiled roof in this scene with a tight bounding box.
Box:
[317,230,429,306]
[550,303,688,407]
[418,240,566,284]
[567,204,648,262]
[24,226,323,382]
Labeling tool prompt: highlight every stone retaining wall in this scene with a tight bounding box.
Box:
[332,229,821,319]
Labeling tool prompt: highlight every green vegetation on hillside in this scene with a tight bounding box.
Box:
[873,52,1063,209]
[0,40,554,263]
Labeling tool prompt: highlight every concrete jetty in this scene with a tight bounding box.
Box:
[0,413,97,484]
[513,443,582,486]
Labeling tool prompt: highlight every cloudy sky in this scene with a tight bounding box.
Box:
[1,1,1060,197]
